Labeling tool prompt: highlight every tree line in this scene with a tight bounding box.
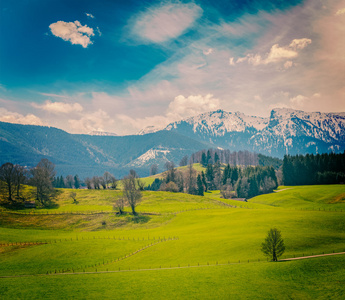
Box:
[146,160,278,199]
[0,159,57,207]
[282,152,345,185]
[0,159,120,208]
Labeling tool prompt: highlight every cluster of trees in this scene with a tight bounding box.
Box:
[0,163,26,205]
[53,175,81,189]
[190,149,260,167]
[84,172,118,190]
[283,152,345,185]
[53,172,118,190]
[0,159,57,207]
[146,162,205,196]
[222,165,278,199]
[146,159,278,199]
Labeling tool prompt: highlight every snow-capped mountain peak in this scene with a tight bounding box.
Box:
[165,109,269,136]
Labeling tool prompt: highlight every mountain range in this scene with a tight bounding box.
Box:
[141,108,345,156]
[1,108,344,178]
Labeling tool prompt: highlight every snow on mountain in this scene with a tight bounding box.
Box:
[126,147,170,167]
[266,108,345,143]
[137,126,163,135]
[88,130,118,136]
[165,109,268,136]
[136,108,345,157]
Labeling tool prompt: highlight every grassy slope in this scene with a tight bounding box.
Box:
[1,184,345,299]
[1,256,344,299]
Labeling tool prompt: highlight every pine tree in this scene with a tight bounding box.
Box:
[74,175,80,189]
[201,152,207,167]
[197,174,204,196]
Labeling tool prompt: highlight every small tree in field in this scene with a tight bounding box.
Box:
[114,197,125,215]
[122,174,142,215]
[70,192,78,204]
[261,228,285,261]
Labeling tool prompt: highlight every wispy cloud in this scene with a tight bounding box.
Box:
[49,20,95,48]
[167,94,220,120]
[112,94,220,134]
[129,2,202,43]
[32,100,83,114]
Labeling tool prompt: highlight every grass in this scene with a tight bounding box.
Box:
[1,184,345,299]
[1,256,345,299]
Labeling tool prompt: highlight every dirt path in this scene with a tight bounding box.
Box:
[280,251,345,261]
[274,188,293,193]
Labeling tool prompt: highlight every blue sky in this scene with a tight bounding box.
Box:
[1,0,345,134]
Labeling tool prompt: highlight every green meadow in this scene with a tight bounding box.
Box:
[1,185,345,299]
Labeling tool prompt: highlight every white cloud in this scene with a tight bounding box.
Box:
[167,94,220,120]
[335,8,345,15]
[68,109,114,134]
[289,95,309,107]
[229,57,235,66]
[265,44,298,63]
[235,38,312,66]
[49,20,95,48]
[130,2,202,43]
[289,38,312,50]
[0,108,44,126]
[32,100,83,114]
[86,13,95,19]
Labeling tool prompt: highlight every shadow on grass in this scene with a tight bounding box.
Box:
[127,214,151,224]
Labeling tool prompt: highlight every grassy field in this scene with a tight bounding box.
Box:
[1,184,345,299]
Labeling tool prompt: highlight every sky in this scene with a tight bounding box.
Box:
[0,0,345,135]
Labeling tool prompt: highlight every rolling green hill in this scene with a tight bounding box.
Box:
[1,185,345,299]
[0,121,211,178]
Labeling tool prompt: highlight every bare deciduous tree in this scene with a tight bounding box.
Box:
[0,163,16,203]
[30,159,56,207]
[99,176,107,189]
[114,197,125,215]
[103,172,112,189]
[70,192,78,204]
[150,164,158,176]
[65,175,74,188]
[179,155,188,167]
[122,174,142,215]
[84,177,92,189]
[91,176,100,189]
[0,163,27,204]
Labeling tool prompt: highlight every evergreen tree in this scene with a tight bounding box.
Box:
[201,152,207,167]
[201,171,207,192]
[206,164,215,189]
[74,175,80,189]
[214,152,219,163]
[206,150,212,165]
[197,174,204,196]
